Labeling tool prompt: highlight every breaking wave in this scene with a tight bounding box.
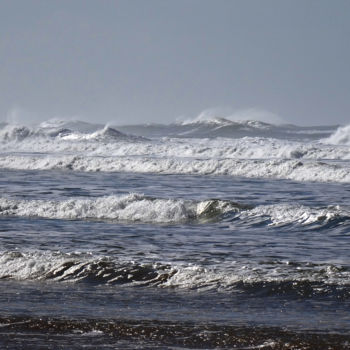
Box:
[0,194,245,224]
[58,125,146,142]
[0,251,349,298]
[0,194,349,227]
[180,115,272,129]
[0,123,140,143]
[322,124,350,145]
[0,125,35,142]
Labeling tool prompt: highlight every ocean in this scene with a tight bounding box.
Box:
[0,117,349,349]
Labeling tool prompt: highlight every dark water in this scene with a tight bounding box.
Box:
[0,169,350,349]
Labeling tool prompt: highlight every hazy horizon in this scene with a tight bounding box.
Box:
[1,0,349,126]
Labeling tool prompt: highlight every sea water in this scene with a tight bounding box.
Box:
[0,118,349,349]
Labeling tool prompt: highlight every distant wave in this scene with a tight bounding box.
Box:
[0,119,337,142]
[117,118,336,139]
[180,116,272,129]
[0,123,143,143]
[58,125,146,142]
[0,194,349,227]
[180,107,285,125]
[1,251,349,297]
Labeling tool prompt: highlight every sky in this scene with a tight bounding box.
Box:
[1,0,349,126]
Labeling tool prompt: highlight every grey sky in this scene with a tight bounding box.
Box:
[1,0,349,126]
